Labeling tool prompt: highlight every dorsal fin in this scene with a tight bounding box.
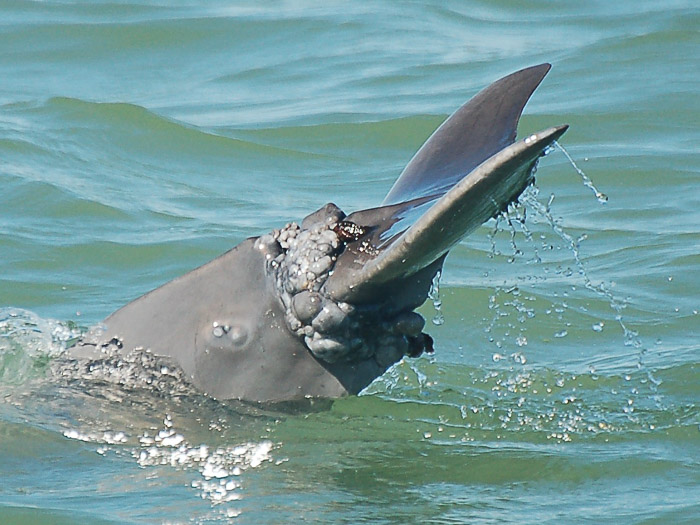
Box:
[382,63,551,205]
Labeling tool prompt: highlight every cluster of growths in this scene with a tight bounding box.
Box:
[254,203,432,366]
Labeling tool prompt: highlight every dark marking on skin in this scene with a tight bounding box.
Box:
[333,221,367,243]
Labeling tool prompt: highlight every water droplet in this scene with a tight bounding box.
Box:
[592,322,604,332]
[554,330,568,338]
[554,141,607,205]
[428,271,444,326]
[511,352,527,365]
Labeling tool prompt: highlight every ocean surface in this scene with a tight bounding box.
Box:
[1,1,698,523]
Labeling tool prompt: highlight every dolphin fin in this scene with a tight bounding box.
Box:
[382,63,552,205]
[323,125,568,302]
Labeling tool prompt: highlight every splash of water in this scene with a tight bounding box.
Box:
[61,412,277,517]
[428,270,445,326]
[487,214,502,259]
[0,308,81,385]
[519,186,642,351]
[134,414,275,506]
[481,144,657,391]
[554,141,609,204]
[483,284,534,363]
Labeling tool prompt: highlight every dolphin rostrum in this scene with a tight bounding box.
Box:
[74,64,568,403]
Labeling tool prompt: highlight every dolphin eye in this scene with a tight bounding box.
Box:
[211,322,248,348]
[228,325,247,346]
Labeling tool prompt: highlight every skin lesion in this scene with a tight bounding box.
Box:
[333,220,367,243]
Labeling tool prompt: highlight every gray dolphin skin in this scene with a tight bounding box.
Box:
[74,63,568,403]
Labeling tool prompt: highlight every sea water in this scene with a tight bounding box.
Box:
[1,1,698,523]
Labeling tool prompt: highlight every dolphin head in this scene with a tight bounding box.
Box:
[75,64,568,402]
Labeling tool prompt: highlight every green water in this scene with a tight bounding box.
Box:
[1,1,698,523]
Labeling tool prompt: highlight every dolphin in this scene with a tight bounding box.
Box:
[73,63,568,403]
